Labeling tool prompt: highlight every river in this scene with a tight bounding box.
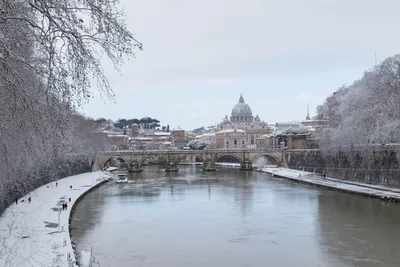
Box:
[70,166,400,267]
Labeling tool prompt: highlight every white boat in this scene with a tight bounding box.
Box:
[105,166,118,172]
[116,174,128,183]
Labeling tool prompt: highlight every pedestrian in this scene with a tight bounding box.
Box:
[70,185,72,190]
[56,182,58,187]
[28,197,31,203]
[69,198,71,202]
[323,174,326,179]
[65,203,68,210]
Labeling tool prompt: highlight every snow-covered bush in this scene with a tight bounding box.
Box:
[188,140,211,150]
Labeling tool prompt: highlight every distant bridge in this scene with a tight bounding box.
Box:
[94,148,293,172]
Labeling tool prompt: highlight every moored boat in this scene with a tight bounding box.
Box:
[116,174,128,183]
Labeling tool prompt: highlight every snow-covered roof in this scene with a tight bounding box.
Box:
[173,126,183,131]
[216,129,246,134]
[104,131,125,135]
[133,137,153,141]
[107,134,129,138]
[195,133,215,138]
[153,132,171,136]
[275,121,301,126]
[261,134,273,138]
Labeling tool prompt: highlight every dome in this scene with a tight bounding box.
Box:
[231,94,252,116]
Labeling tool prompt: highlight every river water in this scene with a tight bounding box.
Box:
[71,166,400,267]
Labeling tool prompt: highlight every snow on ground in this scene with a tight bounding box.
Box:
[260,167,400,201]
[0,171,108,267]
[79,251,91,267]
[215,162,240,168]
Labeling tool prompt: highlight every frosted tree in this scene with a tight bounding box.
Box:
[0,0,140,211]
[188,140,213,150]
[316,54,400,184]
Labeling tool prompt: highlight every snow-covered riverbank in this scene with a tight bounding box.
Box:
[0,171,108,267]
[215,162,240,168]
[258,167,400,201]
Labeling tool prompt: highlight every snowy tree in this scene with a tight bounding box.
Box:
[316,54,400,184]
[0,0,140,212]
[188,140,212,150]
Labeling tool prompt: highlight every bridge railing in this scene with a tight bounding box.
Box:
[99,148,292,155]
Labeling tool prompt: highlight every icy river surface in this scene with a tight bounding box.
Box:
[71,166,400,267]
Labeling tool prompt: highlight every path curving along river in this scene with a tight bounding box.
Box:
[71,166,400,267]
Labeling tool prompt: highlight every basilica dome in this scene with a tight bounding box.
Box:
[230,94,253,123]
[231,94,252,116]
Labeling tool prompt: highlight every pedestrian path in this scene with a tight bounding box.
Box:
[0,171,107,267]
[259,167,400,201]
[307,173,400,194]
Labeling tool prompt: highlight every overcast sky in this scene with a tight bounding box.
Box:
[80,0,400,130]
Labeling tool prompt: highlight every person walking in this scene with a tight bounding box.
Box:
[28,197,31,203]
[15,198,18,205]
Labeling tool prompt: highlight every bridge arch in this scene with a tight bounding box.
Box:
[251,153,280,167]
[138,154,160,169]
[194,154,204,162]
[102,156,130,170]
[215,153,242,164]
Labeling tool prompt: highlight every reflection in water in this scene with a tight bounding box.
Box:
[71,166,400,267]
[317,192,400,267]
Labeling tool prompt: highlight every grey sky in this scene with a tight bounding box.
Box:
[81,0,400,130]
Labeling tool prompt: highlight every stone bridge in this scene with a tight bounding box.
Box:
[94,148,290,172]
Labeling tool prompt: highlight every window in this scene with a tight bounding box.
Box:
[234,139,237,145]
[226,141,229,145]
[242,141,245,144]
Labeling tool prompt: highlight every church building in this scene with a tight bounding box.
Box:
[215,94,269,149]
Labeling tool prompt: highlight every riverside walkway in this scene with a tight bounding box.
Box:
[0,171,107,267]
[260,167,400,201]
